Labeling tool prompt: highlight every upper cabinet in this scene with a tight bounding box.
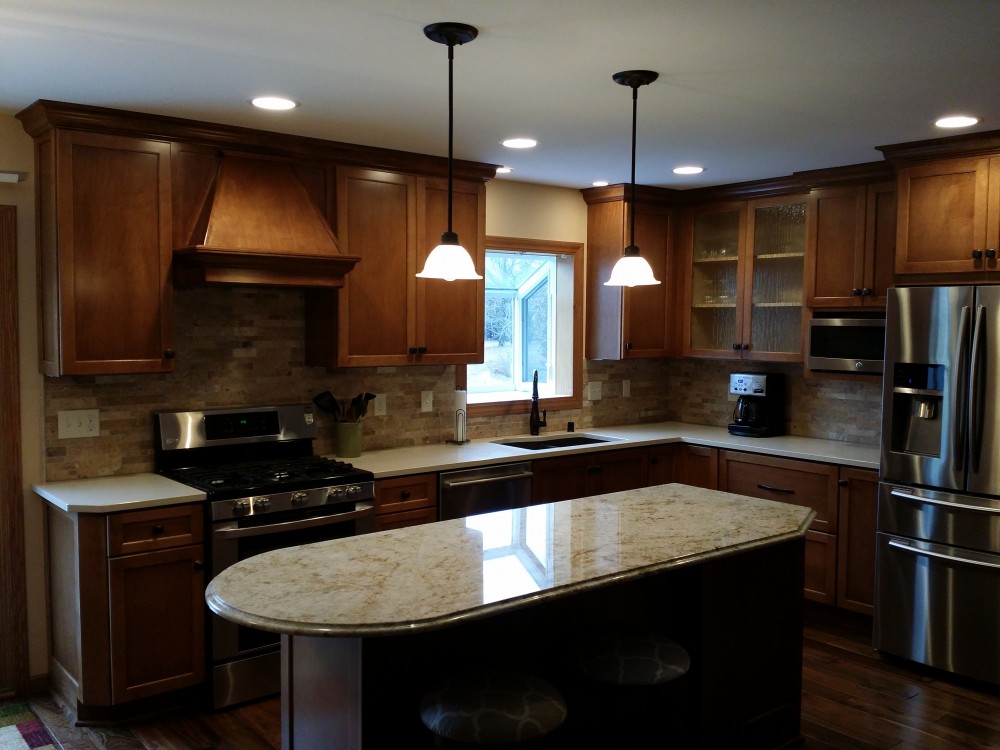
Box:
[805,182,896,308]
[583,187,675,360]
[29,126,175,376]
[879,132,1000,278]
[682,195,806,361]
[305,167,486,367]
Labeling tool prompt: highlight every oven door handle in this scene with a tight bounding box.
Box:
[889,488,1000,515]
[888,538,1000,571]
[213,502,375,539]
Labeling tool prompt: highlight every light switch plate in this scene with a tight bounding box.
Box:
[58,409,100,439]
[372,393,386,417]
[421,391,434,412]
[622,379,631,398]
[587,381,602,401]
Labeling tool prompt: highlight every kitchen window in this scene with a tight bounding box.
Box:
[461,237,582,415]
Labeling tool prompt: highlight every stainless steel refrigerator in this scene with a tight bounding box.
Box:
[876,285,1000,684]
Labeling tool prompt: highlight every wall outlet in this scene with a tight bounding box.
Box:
[622,379,631,398]
[372,393,387,417]
[586,381,602,401]
[58,409,100,439]
[421,391,434,412]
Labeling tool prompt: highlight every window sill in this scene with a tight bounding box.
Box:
[468,394,581,418]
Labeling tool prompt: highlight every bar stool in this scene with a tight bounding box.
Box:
[419,671,568,748]
[566,627,691,746]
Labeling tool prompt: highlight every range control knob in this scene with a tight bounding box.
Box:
[291,491,309,507]
[328,486,347,501]
[232,499,251,517]
[253,496,271,512]
[347,484,361,498]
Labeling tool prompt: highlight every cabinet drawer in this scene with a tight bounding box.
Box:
[375,474,437,516]
[718,451,839,533]
[373,506,438,532]
[107,504,204,556]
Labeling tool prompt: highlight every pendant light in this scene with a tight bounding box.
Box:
[416,22,483,281]
[604,70,661,287]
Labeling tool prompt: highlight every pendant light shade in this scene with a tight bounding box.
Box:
[604,70,661,288]
[416,22,483,281]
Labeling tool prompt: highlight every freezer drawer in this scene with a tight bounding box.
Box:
[874,532,1000,685]
[878,482,1000,554]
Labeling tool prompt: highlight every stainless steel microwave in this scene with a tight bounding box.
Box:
[807,317,885,374]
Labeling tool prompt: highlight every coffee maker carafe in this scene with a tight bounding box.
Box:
[728,373,785,437]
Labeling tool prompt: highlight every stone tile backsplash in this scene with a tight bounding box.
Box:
[42,286,881,481]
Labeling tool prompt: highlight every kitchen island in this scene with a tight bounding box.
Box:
[207,483,815,749]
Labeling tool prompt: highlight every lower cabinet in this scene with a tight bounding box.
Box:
[374,473,438,531]
[836,467,879,614]
[673,444,719,489]
[532,448,649,503]
[47,503,205,719]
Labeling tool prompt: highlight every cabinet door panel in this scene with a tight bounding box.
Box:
[596,448,649,493]
[804,530,837,604]
[337,169,415,364]
[685,204,745,357]
[55,132,173,374]
[865,182,897,306]
[673,445,718,489]
[837,468,878,614]
[416,178,485,363]
[647,444,679,486]
[623,206,673,356]
[806,186,866,307]
[532,455,598,503]
[108,545,205,703]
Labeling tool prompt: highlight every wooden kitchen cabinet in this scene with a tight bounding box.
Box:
[305,167,485,367]
[532,448,649,503]
[718,450,839,604]
[672,444,718,489]
[805,182,896,307]
[682,195,807,361]
[19,116,175,375]
[47,503,204,720]
[647,443,679,486]
[374,473,438,531]
[583,187,675,360]
[893,155,1000,276]
[836,467,879,614]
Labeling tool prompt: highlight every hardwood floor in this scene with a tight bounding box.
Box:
[31,604,1000,749]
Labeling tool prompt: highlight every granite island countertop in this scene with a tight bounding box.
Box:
[205,483,815,638]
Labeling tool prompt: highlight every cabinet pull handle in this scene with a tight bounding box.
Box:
[742,343,750,350]
[861,288,873,297]
[732,343,741,350]
[850,288,861,296]
[838,479,848,487]
[625,342,632,350]
[408,346,418,354]
[987,249,997,260]
[972,249,984,260]
[757,483,794,494]
[400,490,411,500]
[163,349,176,359]
[193,560,204,571]
[417,346,428,354]
[152,524,165,534]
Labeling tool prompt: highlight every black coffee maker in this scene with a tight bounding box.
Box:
[728,373,785,437]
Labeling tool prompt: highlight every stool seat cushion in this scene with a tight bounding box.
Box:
[573,629,691,686]
[419,672,567,745]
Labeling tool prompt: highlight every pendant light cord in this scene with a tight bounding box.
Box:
[629,83,638,251]
[447,42,455,236]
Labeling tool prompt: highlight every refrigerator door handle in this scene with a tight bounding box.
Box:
[888,538,1000,571]
[969,304,987,473]
[953,305,971,472]
[889,487,1000,515]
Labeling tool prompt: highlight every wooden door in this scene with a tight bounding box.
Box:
[836,467,878,614]
[863,182,897,306]
[621,203,674,357]
[595,448,649,493]
[895,156,991,275]
[531,454,595,502]
[335,168,416,366]
[108,545,205,703]
[647,444,678,486]
[49,131,173,375]
[806,186,867,307]
[673,445,718,489]
[415,177,485,364]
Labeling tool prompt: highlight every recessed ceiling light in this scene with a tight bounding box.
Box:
[251,96,298,111]
[935,115,981,129]
[673,165,704,175]
[502,138,538,149]
[592,180,609,187]
[496,166,513,175]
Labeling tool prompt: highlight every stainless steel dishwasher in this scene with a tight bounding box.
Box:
[439,462,534,520]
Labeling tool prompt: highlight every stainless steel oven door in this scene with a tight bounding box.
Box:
[209,500,374,708]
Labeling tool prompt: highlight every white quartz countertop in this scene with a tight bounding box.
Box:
[205,483,815,637]
[33,473,206,513]
[349,421,880,478]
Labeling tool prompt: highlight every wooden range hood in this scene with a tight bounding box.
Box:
[174,155,359,287]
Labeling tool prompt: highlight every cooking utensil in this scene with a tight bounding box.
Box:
[312,391,342,420]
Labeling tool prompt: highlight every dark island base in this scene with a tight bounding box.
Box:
[282,538,805,749]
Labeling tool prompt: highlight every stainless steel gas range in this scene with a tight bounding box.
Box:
[154,404,375,709]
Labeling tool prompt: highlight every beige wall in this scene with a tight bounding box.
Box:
[485,180,587,242]
[1,114,46,679]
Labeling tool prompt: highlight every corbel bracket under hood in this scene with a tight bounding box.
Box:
[174,154,359,288]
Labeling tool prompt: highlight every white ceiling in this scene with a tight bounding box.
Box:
[2,1,998,189]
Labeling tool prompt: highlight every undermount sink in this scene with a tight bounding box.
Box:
[492,433,619,451]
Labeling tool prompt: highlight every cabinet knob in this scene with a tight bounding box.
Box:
[625,342,632,350]
[418,346,428,354]
[732,343,741,350]
[400,490,411,500]
[987,249,997,260]
[163,349,176,359]
[742,343,750,350]
[850,288,861,297]
[193,560,205,571]
[152,524,165,535]
[838,479,848,487]
[408,346,418,354]
[861,288,873,297]
[972,249,984,259]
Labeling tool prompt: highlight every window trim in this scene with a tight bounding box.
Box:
[459,236,583,418]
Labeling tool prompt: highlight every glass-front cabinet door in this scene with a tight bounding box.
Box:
[746,197,806,360]
[684,196,806,360]
[687,202,747,357]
